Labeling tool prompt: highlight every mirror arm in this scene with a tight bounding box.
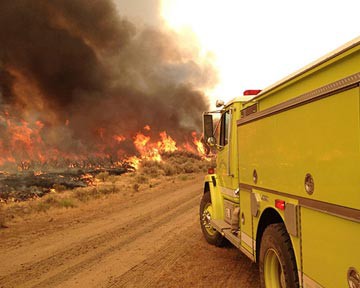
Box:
[215,144,224,150]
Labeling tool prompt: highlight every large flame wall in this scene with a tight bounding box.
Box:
[0,0,215,169]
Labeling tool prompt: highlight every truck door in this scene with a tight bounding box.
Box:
[215,108,238,195]
[215,108,241,237]
[217,108,254,258]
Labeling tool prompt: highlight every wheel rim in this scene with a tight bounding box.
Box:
[264,248,286,288]
[201,203,217,236]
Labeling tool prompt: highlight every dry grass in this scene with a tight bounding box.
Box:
[73,187,99,202]
[0,151,215,224]
[32,194,77,212]
[96,172,110,182]
[0,205,7,228]
[140,151,214,177]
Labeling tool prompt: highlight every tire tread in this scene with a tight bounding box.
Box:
[259,223,299,288]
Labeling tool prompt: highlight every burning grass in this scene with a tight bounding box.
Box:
[0,151,215,227]
[0,126,210,204]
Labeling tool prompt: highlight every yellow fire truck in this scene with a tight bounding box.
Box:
[200,37,360,288]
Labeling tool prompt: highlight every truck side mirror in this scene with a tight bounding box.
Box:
[203,113,215,147]
[207,136,216,146]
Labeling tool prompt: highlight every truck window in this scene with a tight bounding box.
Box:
[219,111,230,146]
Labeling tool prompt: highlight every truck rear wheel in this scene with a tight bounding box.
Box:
[199,192,225,246]
[259,223,299,288]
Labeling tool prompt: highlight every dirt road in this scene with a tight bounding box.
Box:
[0,176,259,287]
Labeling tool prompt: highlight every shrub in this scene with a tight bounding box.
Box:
[162,164,177,176]
[108,175,117,183]
[0,205,6,228]
[74,188,91,202]
[35,194,77,211]
[36,201,52,212]
[133,183,140,192]
[142,166,160,177]
[44,195,59,205]
[52,184,67,192]
[149,181,160,188]
[141,161,163,177]
[96,172,109,182]
[57,198,76,208]
[74,187,101,202]
[179,175,188,181]
[183,162,196,173]
[135,174,148,184]
[97,184,119,195]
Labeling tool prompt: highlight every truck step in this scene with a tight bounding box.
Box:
[211,219,241,248]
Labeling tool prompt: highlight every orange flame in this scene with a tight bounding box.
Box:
[192,131,206,155]
[124,127,209,169]
[0,115,209,170]
[133,131,162,162]
[127,156,141,170]
[158,131,177,152]
[114,135,126,143]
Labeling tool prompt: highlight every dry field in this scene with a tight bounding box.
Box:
[0,153,259,287]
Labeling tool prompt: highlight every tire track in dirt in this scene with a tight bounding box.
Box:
[1,177,260,288]
[31,197,199,288]
[1,180,199,250]
[106,228,200,288]
[107,222,260,288]
[0,185,201,288]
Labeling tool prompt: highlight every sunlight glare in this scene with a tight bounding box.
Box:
[161,0,244,103]
[161,0,360,106]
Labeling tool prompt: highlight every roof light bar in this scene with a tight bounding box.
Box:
[243,89,262,96]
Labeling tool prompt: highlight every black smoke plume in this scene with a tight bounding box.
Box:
[0,0,215,164]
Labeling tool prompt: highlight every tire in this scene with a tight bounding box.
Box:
[199,192,226,246]
[259,223,299,288]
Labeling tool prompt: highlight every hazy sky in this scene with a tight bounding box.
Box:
[116,0,360,104]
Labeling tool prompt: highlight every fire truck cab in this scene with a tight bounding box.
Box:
[200,37,360,288]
